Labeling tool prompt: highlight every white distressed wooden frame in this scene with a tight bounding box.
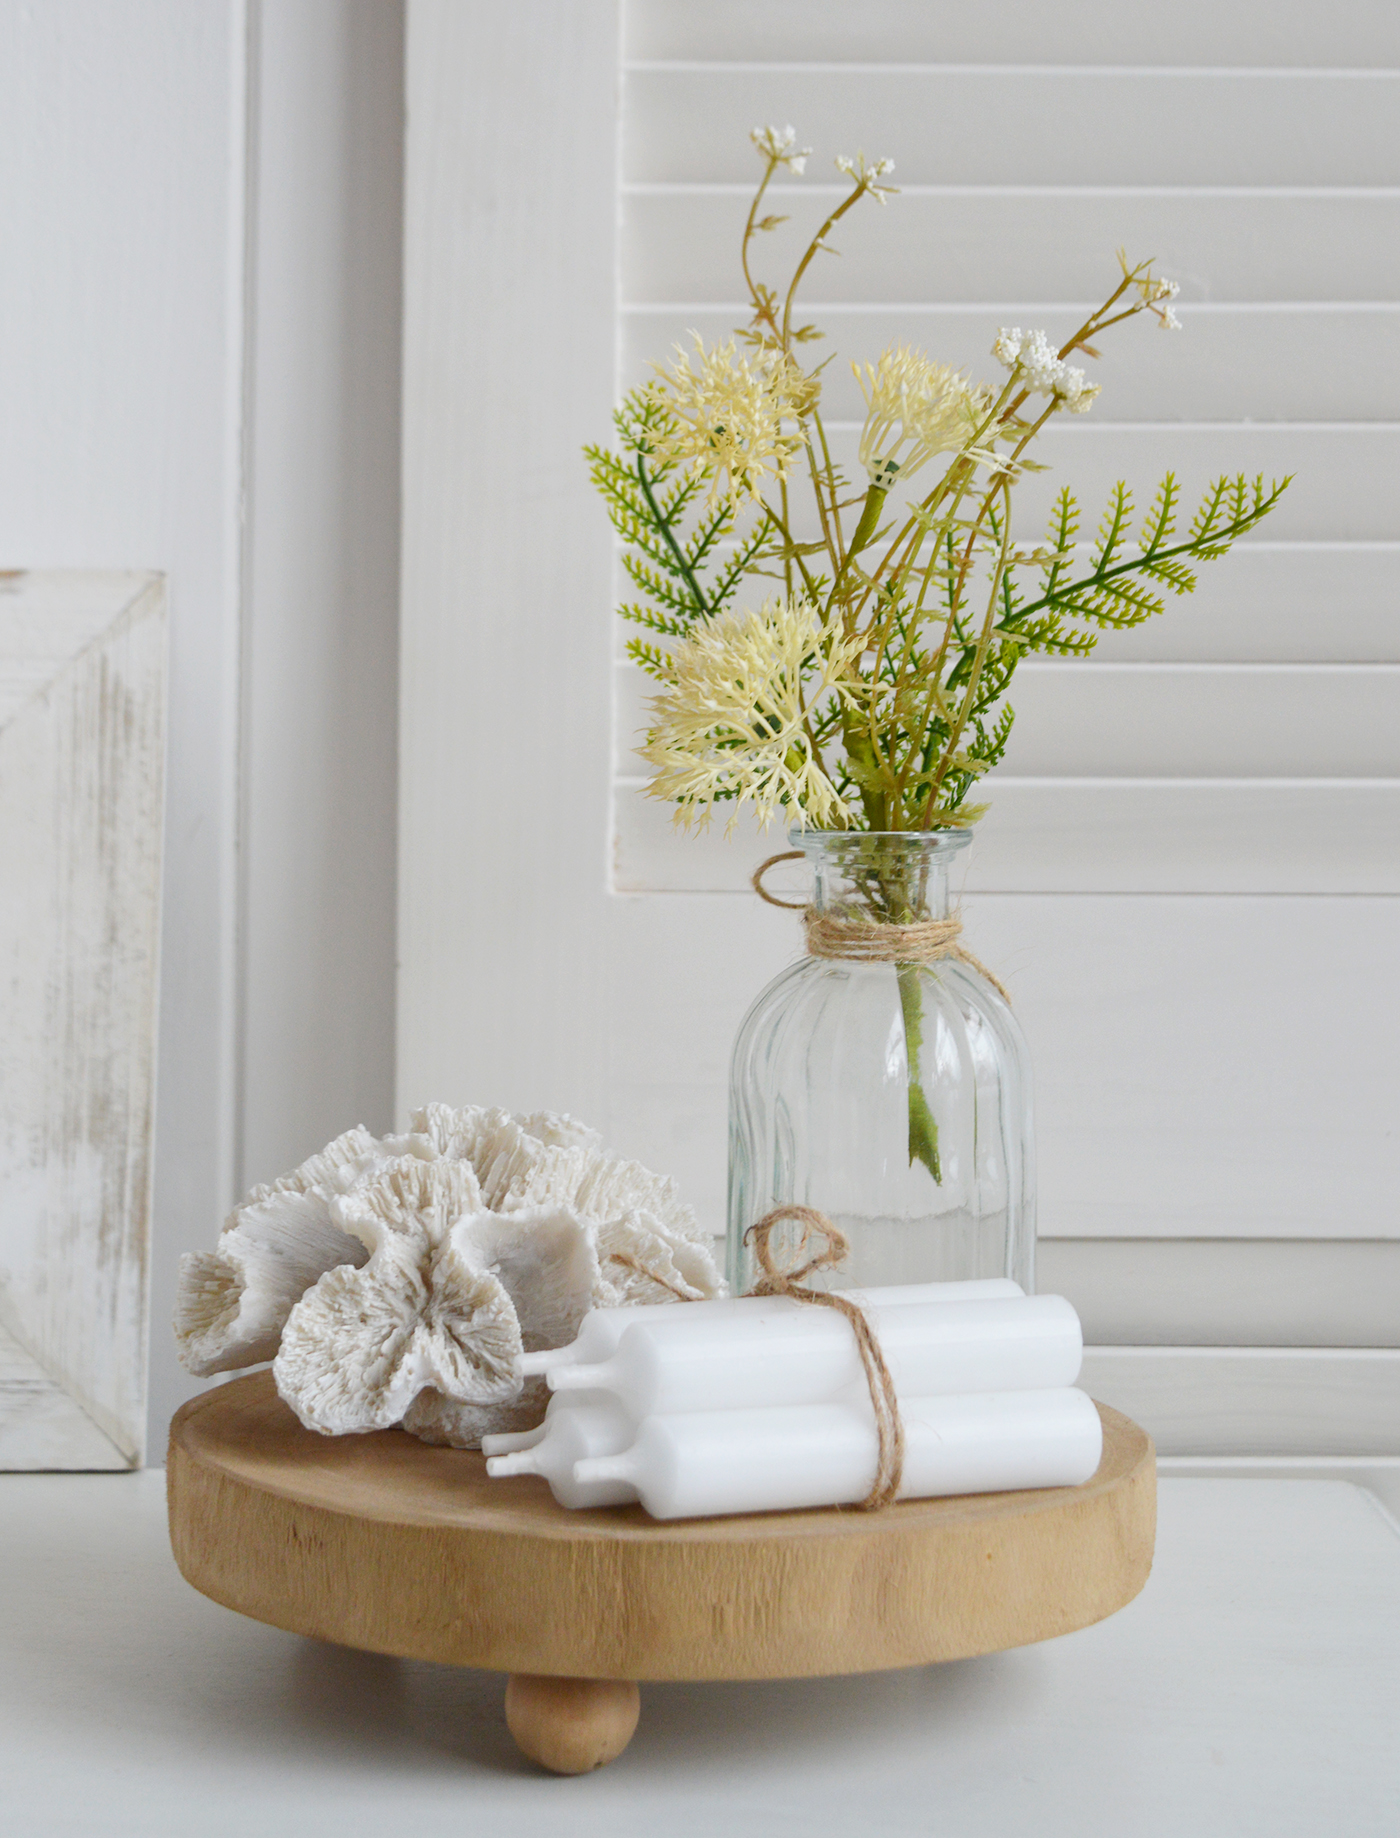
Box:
[399,1,1399,1473]
[0,571,166,1469]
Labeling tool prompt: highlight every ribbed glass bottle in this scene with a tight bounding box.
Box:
[727,831,1034,1294]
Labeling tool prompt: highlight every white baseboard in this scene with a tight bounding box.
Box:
[1158,1456,1400,1527]
[1083,1346,1400,1460]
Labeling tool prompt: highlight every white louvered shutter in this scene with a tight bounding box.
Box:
[401,0,1400,1467]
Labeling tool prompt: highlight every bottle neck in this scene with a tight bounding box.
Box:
[801,833,967,925]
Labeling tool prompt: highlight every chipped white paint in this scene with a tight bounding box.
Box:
[0,571,166,1468]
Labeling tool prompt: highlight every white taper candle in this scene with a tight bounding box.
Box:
[518,1278,1023,1379]
[480,1387,616,1460]
[546,1294,1080,1417]
[570,1389,1103,1520]
[485,1398,637,1509]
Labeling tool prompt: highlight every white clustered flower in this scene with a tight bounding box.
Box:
[834,150,896,200]
[1135,270,1182,330]
[642,596,860,832]
[991,327,1101,414]
[1055,365,1098,411]
[750,123,810,174]
[990,328,1023,369]
[854,344,1000,489]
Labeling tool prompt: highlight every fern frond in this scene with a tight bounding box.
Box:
[969,702,1015,767]
[617,599,694,639]
[1053,575,1166,628]
[625,636,677,681]
[619,555,706,621]
[1190,472,1292,548]
[710,526,776,610]
[1041,489,1080,599]
[683,500,735,574]
[1004,615,1099,656]
[1138,472,1179,553]
[1092,482,1134,573]
[1139,553,1198,594]
[655,468,710,525]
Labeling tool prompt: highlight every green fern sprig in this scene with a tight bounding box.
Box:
[625,636,679,681]
[1018,472,1292,644]
[587,386,793,666]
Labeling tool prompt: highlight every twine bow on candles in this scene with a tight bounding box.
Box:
[744,1206,905,1511]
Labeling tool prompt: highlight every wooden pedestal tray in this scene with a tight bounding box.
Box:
[168,1370,1156,1774]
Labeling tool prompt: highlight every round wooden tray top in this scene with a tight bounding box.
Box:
[169,1370,1154,1687]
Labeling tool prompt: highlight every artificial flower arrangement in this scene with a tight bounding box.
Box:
[587,125,1290,1179]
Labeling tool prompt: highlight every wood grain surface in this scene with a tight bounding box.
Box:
[167,1370,1155,1681]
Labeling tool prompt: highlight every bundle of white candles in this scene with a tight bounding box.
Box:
[481,1279,1102,1520]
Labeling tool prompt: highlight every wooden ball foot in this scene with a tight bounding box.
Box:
[505,1673,641,1774]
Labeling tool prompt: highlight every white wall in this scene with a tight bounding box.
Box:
[0,1,403,1460]
[238,3,402,1195]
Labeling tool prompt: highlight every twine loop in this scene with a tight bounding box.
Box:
[752,853,1011,1004]
[744,1206,905,1511]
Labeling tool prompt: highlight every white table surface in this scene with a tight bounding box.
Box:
[1,1471,1397,1838]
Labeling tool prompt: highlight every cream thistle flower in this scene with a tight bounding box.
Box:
[855,344,1000,489]
[641,596,859,831]
[750,123,810,174]
[991,327,1101,413]
[648,334,811,504]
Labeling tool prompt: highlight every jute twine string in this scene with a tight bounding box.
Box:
[752,852,1012,1005]
[744,1206,906,1511]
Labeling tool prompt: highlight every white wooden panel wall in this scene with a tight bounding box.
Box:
[238,1,401,1193]
[0,1,403,1461]
[402,1,1400,1464]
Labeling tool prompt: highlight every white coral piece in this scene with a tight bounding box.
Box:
[273,1158,524,1436]
[174,1127,390,1376]
[404,1101,515,1171]
[364,1194,617,1449]
[467,1203,605,1350]
[595,1210,724,1306]
[494,1135,725,1306]
[174,1101,727,1449]
[424,1102,729,1312]
[514,1110,606,1155]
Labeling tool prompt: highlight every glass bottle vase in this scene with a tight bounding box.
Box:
[727,831,1034,1294]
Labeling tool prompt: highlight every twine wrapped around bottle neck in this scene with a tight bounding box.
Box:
[752,852,1012,1005]
[744,1205,905,1511]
